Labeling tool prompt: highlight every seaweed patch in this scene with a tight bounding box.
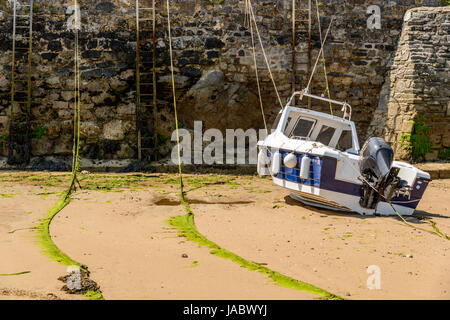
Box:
[168,207,342,300]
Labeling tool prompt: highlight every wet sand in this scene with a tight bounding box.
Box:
[1,172,449,299]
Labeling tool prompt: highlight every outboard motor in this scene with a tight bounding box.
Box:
[358,137,407,209]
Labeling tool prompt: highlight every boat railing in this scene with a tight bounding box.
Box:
[286,89,352,121]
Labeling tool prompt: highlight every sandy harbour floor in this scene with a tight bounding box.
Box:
[0,172,449,300]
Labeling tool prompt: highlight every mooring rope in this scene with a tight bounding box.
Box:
[248,0,284,110]
[305,16,334,94]
[9,0,17,121]
[34,4,104,299]
[313,0,333,115]
[247,0,267,134]
[69,0,82,190]
[340,154,449,240]
[37,0,83,265]
[244,0,279,180]
[245,2,444,240]
[72,24,79,175]
[166,0,185,199]
[243,0,250,29]
[164,3,340,300]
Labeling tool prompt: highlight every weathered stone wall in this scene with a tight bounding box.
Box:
[0,0,443,162]
[368,6,449,161]
[0,0,138,160]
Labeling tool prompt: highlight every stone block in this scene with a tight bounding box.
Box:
[117,143,135,159]
[61,91,74,102]
[46,121,62,139]
[58,109,73,120]
[0,116,8,136]
[47,77,60,86]
[81,121,102,139]
[92,92,115,105]
[54,135,73,156]
[53,101,69,110]
[424,150,439,161]
[117,104,135,115]
[32,136,54,156]
[103,120,127,141]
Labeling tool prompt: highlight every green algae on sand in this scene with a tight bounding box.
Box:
[168,213,342,300]
[0,271,31,276]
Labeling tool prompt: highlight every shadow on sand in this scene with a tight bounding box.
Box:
[283,195,449,226]
[154,198,255,206]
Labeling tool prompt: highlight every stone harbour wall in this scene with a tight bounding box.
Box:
[0,0,445,164]
[368,6,449,161]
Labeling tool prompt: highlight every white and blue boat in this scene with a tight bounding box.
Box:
[257,90,431,216]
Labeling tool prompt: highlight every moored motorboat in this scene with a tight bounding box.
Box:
[257,90,431,216]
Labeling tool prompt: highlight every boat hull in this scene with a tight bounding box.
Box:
[269,150,429,216]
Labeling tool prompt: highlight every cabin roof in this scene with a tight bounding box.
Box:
[284,106,355,127]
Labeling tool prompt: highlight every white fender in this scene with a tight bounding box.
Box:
[257,149,270,176]
[300,155,311,180]
[284,153,297,169]
[271,151,281,175]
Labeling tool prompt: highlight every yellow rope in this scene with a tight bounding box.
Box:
[245,0,278,180]
[72,26,78,173]
[247,0,267,134]
[69,0,81,189]
[248,0,284,110]
[305,16,334,94]
[314,0,332,115]
[166,0,184,199]
[75,26,81,175]
[341,155,448,240]
[244,0,250,29]
[9,0,16,121]
[388,202,447,239]
[424,218,450,241]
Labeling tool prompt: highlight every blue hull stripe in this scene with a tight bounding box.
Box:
[274,151,427,210]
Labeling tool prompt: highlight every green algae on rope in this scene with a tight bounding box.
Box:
[168,212,342,300]
[36,167,81,266]
[35,183,104,300]
[165,0,340,300]
[402,214,450,241]
[426,219,450,241]
[30,2,103,299]
[83,289,104,300]
[36,194,78,266]
[35,191,104,300]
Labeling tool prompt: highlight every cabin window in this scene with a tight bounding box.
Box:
[272,113,282,130]
[316,125,336,146]
[290,118,315,138]
[283,116,293,135]
[336,130,353,151]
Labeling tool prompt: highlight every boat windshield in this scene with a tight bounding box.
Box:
[316,125,335,145]
[282,109,355,152]
[290,118,316,138]
[336,129,353,151]
[272,112,282,130]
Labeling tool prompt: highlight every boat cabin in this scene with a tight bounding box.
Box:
[272,93,361,155]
